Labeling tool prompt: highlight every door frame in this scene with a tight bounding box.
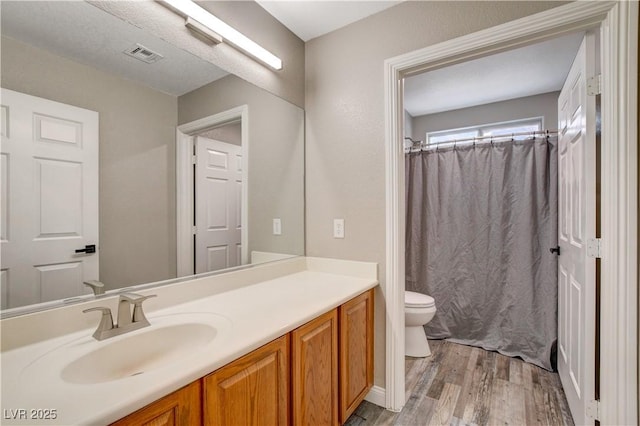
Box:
[176,105,249,276]
[383,2,637,423]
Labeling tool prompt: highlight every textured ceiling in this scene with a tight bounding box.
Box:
[1,1,228,96]
[2,1,584,110]
[404,32,585,117]
[256,0,402,41]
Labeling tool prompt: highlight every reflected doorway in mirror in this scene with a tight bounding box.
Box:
[195,135,242,273]
[176,106,249,277]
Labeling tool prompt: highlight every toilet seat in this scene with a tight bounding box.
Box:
[405,291,435,308]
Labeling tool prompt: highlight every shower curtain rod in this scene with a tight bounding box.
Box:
[405,129,559,150]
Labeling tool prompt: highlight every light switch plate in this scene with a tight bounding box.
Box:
[333,219,345,238]
[273,218,282,235]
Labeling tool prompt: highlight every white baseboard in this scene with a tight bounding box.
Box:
[364,385,386,408]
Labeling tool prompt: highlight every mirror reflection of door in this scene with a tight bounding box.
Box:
[0,89,99,309]
[194,127,242,273]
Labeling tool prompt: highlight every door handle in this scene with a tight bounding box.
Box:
[75,244,96,254]
[550,246,561,255]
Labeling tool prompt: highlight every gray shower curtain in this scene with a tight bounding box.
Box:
[405,137,558,370]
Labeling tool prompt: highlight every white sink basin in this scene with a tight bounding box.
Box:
[61,322,217,384]
[20,312,232,385]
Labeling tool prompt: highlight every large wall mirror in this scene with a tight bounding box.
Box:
[0,1,305,315]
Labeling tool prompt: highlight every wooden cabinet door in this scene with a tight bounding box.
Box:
[110,381,201,426]
[292,309,339,426]
[339,289,374,423]
[203,335,290,426]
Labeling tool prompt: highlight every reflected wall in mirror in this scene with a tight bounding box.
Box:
[0,1,304,313]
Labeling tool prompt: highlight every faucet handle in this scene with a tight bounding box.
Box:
[83,307,114,340]
[119,293,156,304]
[83,280,105,296]
[134,295,156,324]
[119,293,157,325]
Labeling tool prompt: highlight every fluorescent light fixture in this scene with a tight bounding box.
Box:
[163,0,283,70]
[185,17,223,45]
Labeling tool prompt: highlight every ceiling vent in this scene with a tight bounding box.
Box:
[123,44,164,64]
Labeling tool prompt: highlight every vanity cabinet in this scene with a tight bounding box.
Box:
[203,335,290,426]
[111,289,374,426]
[111,381,201,426]
[292,309,339,426]
[338,289,374,423]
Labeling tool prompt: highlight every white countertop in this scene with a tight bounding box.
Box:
[1,258,378,425]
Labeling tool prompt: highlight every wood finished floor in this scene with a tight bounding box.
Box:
[345,340,574,426]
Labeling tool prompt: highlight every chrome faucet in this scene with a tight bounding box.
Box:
[83,293,157,341]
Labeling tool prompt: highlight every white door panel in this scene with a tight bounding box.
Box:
[235,180,242,229]
[205,178,229,229]
[557,34,597,425]
[35,158,83,238]
[206,245,229,272]
[36,261,84,303]
[1,105,8,138]
[0,89,99,308]
[1,153,8,242]
[195,136,242,273]
[0,269,8,310]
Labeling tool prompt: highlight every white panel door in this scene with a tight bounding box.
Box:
[557,34,596,425]
[0,89,99,308]
[195,136,242,273]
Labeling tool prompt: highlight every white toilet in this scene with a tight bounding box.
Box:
[405,291,437,357]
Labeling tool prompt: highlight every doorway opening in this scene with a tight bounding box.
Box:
[382,2,637,424]
[400,30,591,424]
[176,105,249,277]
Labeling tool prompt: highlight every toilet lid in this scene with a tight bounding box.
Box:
[405,291,435,308]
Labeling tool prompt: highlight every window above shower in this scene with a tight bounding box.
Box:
[426,117,543,146]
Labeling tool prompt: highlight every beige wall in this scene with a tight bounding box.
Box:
[200,122,242,146]
[179,74,305,257]
[404,110,413,142]
[304,1,566,388]
[411,92,560,142]
[91,1,305,108]
[1,36,178,291]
